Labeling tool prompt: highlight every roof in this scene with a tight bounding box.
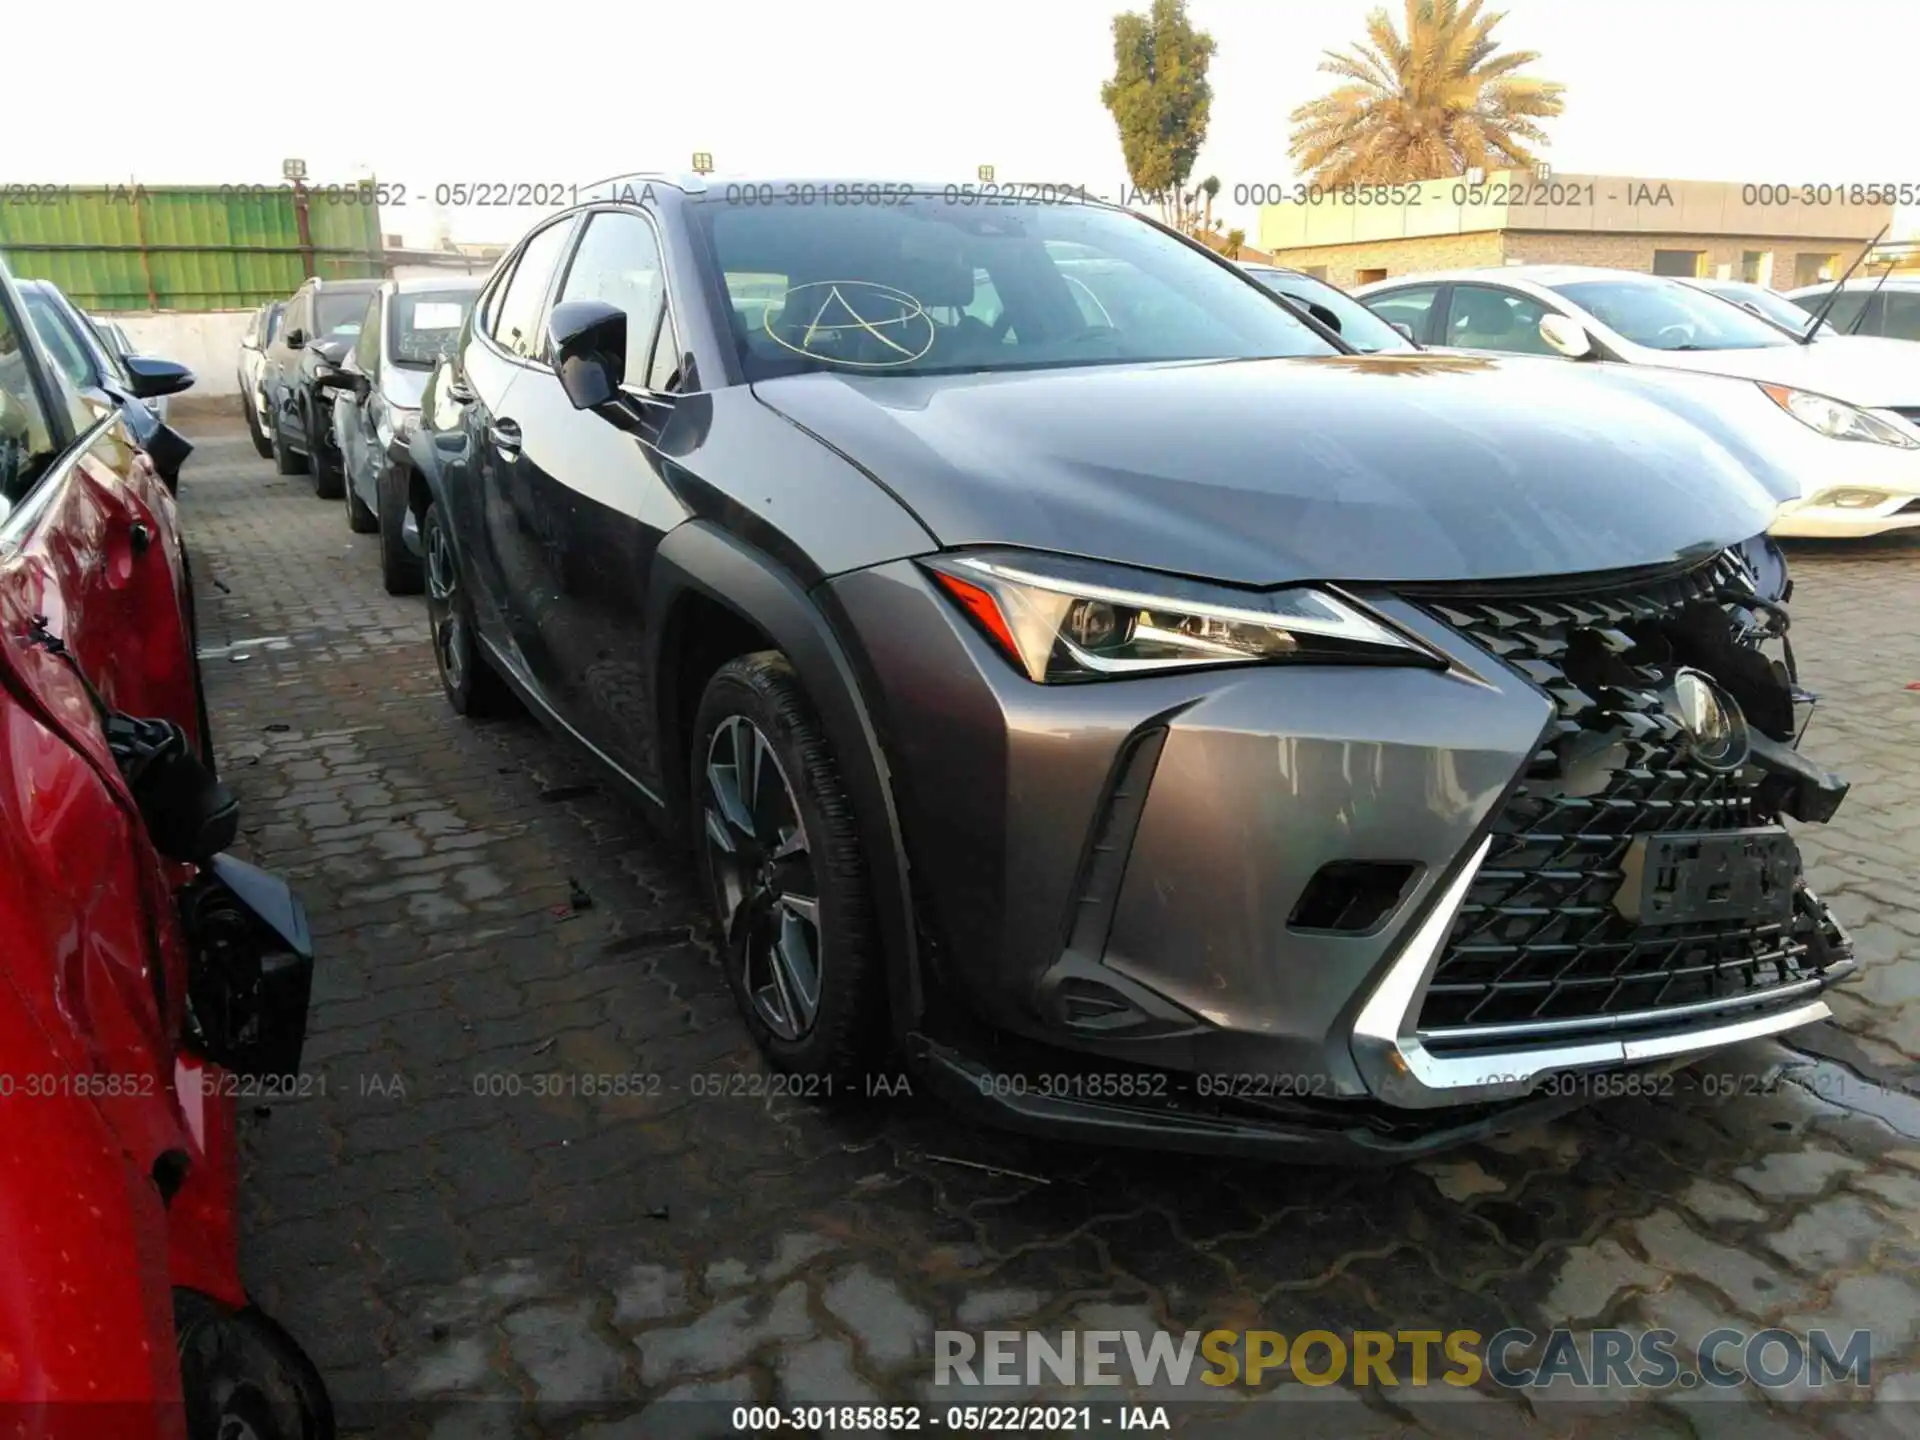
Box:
[1354,263,1689,293]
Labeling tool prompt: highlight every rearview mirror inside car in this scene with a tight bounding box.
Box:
[123,355,196,400]
[1389,321,1416,343]
[1538,314,1595,359]
[548,300,628,411]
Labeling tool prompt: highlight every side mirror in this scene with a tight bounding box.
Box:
[123,355,196,400]
[1538,314,1595,359]
[1389,321,1416,342]
[548,300,627,411]
[284,328,307,349]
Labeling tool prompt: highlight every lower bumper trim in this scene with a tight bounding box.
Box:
[911,1036,1585,1164]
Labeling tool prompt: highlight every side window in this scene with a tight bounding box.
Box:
[1817,291,1870,334]
[491,221,575,361]
[555,212,666,385]
[0,297,61,504]
[20,293,93,391]
[353,295,382,372]
[1365,286,1439,342]
[1443,285,1557,355]
[265,304,283,345]
[1880,292,1920,342]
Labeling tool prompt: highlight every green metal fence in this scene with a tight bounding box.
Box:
[0,184,385,312]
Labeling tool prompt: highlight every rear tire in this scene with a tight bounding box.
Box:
[690,653,884,1084]
[378,463,423,594]
[423,501,508,717]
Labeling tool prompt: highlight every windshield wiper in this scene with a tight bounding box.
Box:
[1800,223,1889,344]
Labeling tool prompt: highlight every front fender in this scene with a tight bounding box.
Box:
[647,520,923,1037]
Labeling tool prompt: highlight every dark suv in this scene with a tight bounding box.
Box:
[259,275,381,495]
[411,175,1852,1160]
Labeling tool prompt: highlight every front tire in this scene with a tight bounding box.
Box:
[344,465,377,533]
[243,392,273,460]
[270,410,309,476]
[307,402,343,500]
[377,462,423,595]
[690,653,883,1083]
[423,501,508,716]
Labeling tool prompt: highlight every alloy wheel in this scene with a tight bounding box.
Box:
[424,520,466,691]
[702,715,822,1041]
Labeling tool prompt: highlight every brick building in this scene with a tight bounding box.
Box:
[1257,171,1889,291]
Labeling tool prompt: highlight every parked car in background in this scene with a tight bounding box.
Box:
[0,257,331,1440]
[15,277,196,491]
[320,277,479,592]
[1682,277,1832,341]
[1356,266,1920,538]
[259,276,381,494]
[237,299,286,459]
[411,179,1851,1159]
[1784,274,1920,341]
[1240,264,1418,352]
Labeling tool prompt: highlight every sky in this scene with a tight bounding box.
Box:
[10,0,1920,247]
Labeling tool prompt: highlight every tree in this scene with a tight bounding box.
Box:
[1288,0,1564,187]
[1101,0,1217,233]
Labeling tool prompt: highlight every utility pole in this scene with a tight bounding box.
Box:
[284,158,315,279]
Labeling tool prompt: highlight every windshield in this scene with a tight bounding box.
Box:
[1699,282,1820,336]
[391,290,476,369]
[697,197,1340,379]
[315,290,374,337]
[1243,267,1414,352]
[1551,278,1795,352]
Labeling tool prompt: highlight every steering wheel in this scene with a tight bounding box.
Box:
[1656,323,1696,345]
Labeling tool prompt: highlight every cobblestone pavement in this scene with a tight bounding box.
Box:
[172,400,1920,1439]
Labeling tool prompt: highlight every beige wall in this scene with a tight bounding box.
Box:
[1257,170,1891,256]
[1260,233,1508,289]
[1500,231,1863,287]
[1259,229,1868,290]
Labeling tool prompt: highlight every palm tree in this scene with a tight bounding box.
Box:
[1288,0,1564,186]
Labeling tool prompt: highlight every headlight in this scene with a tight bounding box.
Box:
[1759,383,1920,447]
[922,551,1440,683]
[1808,487,1895,509]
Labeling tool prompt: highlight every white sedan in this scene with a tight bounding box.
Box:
[1355,265,1920,539]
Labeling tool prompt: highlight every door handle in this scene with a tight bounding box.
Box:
[488,419,522,454]
[446,375,475,404]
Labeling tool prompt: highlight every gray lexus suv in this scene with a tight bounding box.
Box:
[415,175,1854,1160]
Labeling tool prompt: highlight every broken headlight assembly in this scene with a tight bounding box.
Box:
[923,550,1443,683]
[1758,383,1920,447]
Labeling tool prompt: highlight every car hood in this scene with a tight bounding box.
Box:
[1627,336,1920,408]
[751,353,1788,586]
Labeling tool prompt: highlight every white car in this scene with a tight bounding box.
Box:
[1783,275,1920,344]
[1355,265,1920,539]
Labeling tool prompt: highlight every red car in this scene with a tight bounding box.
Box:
[0,259,330,1440]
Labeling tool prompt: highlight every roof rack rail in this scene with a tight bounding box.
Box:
[576,171,706,201]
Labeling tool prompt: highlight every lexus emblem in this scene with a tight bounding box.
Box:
[1664,668,1750,772]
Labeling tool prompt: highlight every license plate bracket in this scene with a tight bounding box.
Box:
[1615,827,1800,927]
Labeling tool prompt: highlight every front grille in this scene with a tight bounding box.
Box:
[1412,554,1848,1044]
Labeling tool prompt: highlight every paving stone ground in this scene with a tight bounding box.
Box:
[172,399,1920,1438]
